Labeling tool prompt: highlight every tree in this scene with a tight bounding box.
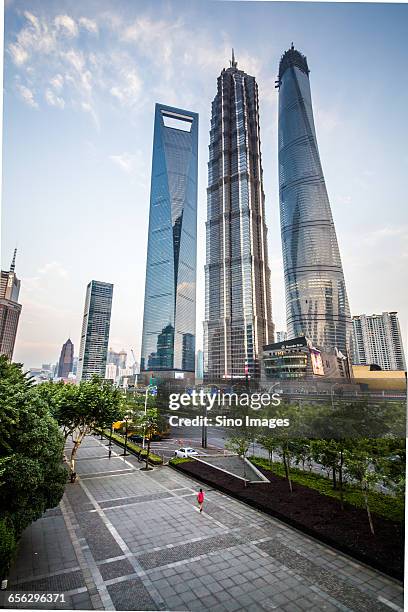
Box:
[343,440,382,535]
[138,407,159,471]
[225,431,253,481]
[35,381,79,441]
[257,432,279,467]
[0,356,67,579]
[42,377,125,479]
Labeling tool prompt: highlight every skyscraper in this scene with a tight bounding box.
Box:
[77,280,113,381]
[275,331,288,344]
[57,338,74,378]
[140,103,198,382]
[204,52,274,381]
[0,249,22,360]
[352,312,406,371]
[277,45,352,354]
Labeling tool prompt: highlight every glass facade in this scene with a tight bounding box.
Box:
[57,338,74,378]
[77,280,113,381]
[204,56,274,381]
[140,104,198,375]
[0,250,22,360]
[277,46,352,354]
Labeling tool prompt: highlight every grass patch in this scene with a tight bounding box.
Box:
[250,457,404,523]
[169,457,193,466]
[99,430,163,465]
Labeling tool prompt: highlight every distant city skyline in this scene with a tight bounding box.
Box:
[2,1,408,368]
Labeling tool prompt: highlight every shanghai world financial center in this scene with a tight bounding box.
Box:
[141,47,352,383]
[140,104,199,382]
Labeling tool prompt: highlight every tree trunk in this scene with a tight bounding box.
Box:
[339,450,344,510]
[364,489,375,535]
[283,451,293,493]
[70,438,81,478]
[69,428,88,479]
[332,467,337,490]
[145,436,151,470]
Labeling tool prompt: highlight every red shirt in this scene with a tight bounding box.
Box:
[197,491,204,503]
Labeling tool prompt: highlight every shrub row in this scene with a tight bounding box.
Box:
[169,457,192,466]
[99,430,163,465]
[250,457,404,523]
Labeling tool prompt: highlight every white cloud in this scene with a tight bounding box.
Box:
[23,261,69,293]
[16,11,55,55]
[81,102,100,130]
[16,83,38,108]
[45,88,65,109]
[23,11,40,31]
[79,17,98,34]
[109,151,144,175]
[63,49,85,73]
[8,42,29,65]
[50,73,64,91]
[362,226,408,246]
[54,15,78,38]
[37,261,68,277]
[7,10,267,126]
[110,69,142,106]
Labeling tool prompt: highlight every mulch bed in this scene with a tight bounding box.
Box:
[172,460,404,580]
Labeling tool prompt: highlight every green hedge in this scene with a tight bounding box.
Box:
[169,457,193,466]
[99,430,163,465]
[0,517,16,580]
[250,457,404,523]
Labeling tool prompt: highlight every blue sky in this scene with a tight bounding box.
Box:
[2,0,408,368]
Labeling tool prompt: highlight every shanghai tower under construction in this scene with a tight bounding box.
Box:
[277,45,352,354]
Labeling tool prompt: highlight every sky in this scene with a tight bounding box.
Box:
[1,0,408,369]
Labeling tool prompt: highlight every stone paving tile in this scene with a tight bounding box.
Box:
[64,483,94,512]
[42,507,63,518]
[107,578,157,611]
[8,515,78,583]
[83,472,159,502]
[99,491,171,508]
[257,538,393,612]
[80,469,135,479]
[138,533,241,569]
[8,435,403,612]
[77,510,123,561]
[98,558,135,581]
[9,569,85,592]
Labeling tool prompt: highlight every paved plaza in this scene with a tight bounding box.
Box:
[4,435,404,611]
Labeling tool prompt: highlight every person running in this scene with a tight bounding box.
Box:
[197,488,204,513]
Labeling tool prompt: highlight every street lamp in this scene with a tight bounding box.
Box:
[143,384,157,449]
[122,415,130,457]
[331,383,340,410]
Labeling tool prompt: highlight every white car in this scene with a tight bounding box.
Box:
[174,447,199,458]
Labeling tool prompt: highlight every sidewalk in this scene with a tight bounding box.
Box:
[4,435,403,611]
